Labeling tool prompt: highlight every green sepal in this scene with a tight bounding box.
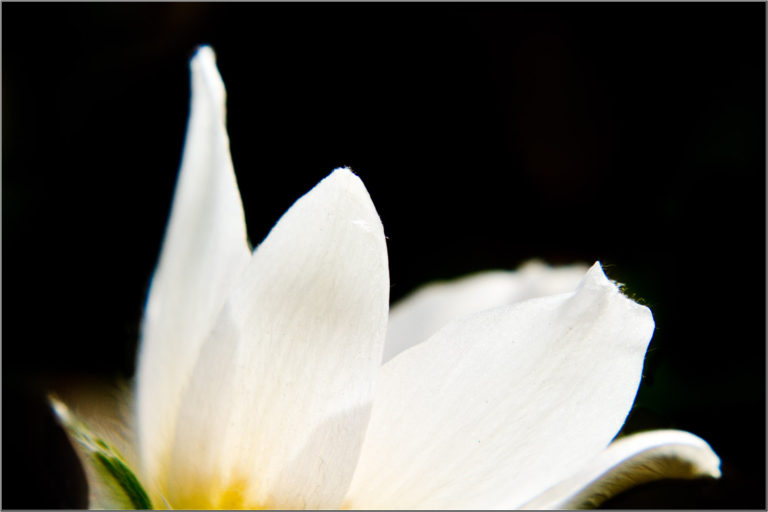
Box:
[49,396,152,509]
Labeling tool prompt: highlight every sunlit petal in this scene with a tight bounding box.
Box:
[165,169,389,509]
[519,429,721,509]
[51,396,151,509]
[135,46,251,493]
[384,261,589,362]
[345,263,654,509]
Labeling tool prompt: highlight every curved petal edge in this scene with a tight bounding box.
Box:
[346,262,656,509]
[136,45,251,493]
[519,429,722,510]
[165,168,390,509]
[384,260,590,362]
[50,396,152,510]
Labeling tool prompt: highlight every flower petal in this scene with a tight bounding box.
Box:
[384,261,589,362]
[49,377,138,474]
[50,397,152,510]
[345,262,654,509]
[519,429,721,509]
[135,46,251,492]
[164,169,389,509]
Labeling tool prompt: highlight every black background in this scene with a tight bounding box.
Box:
[3,2,765,509]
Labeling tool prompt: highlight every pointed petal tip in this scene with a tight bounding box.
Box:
[590,260,606,274]
[190,45,218,75]
[321,168,384,240]
[190,45,225,105]
[327,166,360,185]
[48,394,69,422]
[192,44,216,61]
[582,261,652,309]
[568,261,655,356]
[575,261,620,298]
[319,168,375,205]
[583,261,609,285]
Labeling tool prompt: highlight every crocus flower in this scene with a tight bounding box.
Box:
[52,46,721,510]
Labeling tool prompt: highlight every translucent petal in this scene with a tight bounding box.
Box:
[135,46,251,492]
[49,378,138,474]
[519,429,721,509]
[345,262,654,509]
[165,169,389,509]
[50,397,152,510]
[384,261,589,362]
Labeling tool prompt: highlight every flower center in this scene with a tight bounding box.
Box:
[168,475,273,510]
[215,479,247,509]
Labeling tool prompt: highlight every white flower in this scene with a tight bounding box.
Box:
[52,46,720,510]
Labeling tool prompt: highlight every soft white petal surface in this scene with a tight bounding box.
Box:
[345,262,654,509]
[164,169,389,509]
[520,430,721,509]
[136,46,251,494]
[384,261,589,362]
